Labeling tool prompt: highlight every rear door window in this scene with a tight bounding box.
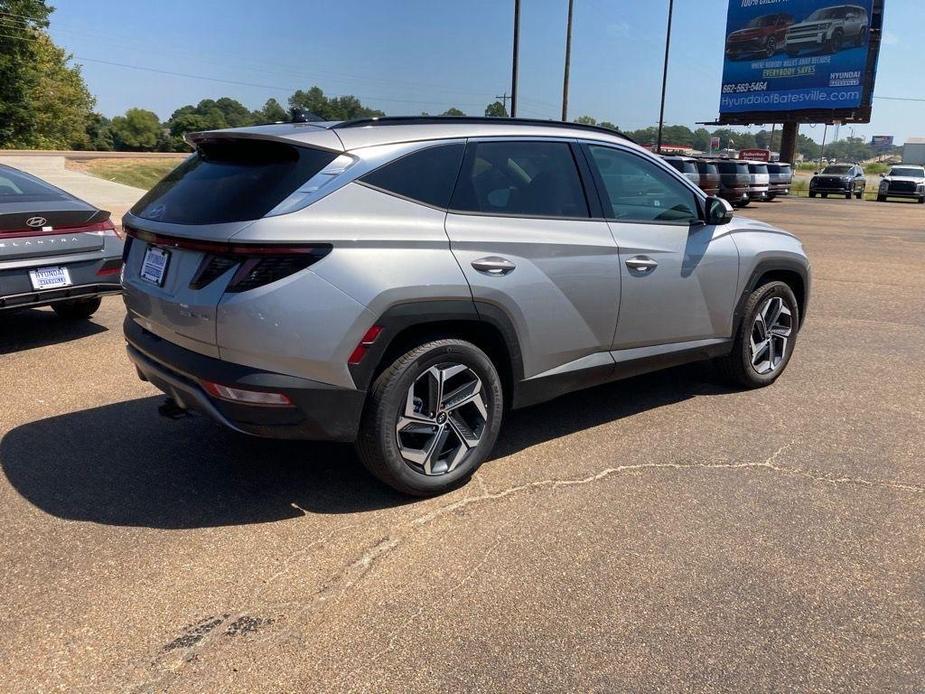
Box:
[450,141,589,219]
[131,140,338,225]
[360,143,464,209]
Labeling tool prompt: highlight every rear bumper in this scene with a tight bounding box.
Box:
[124,316,365,442]
[719,187,750,205]
[768,183,791,196]
[0,282,121,311]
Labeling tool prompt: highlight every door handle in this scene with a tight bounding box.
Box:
[472,257,516,276]
[625,256,658,273]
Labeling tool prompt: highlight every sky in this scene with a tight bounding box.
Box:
[41,0,925,145]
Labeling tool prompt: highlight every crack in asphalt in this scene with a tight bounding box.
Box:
[133,446,923,689]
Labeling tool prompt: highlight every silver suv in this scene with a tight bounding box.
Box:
[785,4,869,56]
[122,117,811,496]
[877,164,925,203]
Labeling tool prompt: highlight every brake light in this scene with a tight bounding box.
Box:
[200,380,294,407]
[124,227,331,292]
[348,325,384,365]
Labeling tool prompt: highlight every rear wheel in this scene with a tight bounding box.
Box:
[356,339,504,496]
[821,193,828,198]
[809,192,817,198]
[877,195,886,202]
[51,297,102,320]
[715,281,799,389]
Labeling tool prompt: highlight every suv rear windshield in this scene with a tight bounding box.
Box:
[664,159,697,175]
[0,167,70,205]
[766,164,792,174]
[131,140,338,225]
[716,162,749,174]
[695,162,719,175]
[748,164,769,175]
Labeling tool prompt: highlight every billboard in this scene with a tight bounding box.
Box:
[719,0,884,123]
[870,135,893,149]
[739,148,772,161]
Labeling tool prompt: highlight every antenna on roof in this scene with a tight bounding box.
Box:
[289,108,324,123]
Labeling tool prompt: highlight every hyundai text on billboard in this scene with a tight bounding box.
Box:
[719,0,884,123]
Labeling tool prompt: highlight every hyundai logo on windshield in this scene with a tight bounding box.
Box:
[25,217,48,228]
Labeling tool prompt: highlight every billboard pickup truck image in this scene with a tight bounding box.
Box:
[720,0,881,117]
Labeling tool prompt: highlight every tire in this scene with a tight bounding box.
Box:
[739,198,751,207]
[821,193,828,198]
[845,190,852,200]
[51,296,102,319]
[715,281,800,389]
[918,196,925,204]
[877,195,886,202]
[825,30,843,53]
[855,190,863,200]
[355,339,504,496]
[809,192,817,198]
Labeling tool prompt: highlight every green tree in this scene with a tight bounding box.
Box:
[289,86,383,121]
[0,1,94,149]
[110,108,162,151]
[27,33,95,149]
[484,101,509,118]
[257,98,288,123]
[599,121,619,131]
[575,115,597,125]
[441,107,466,116]
[84,113,113,151]
[692,127,712,152]
[0,0,52,147]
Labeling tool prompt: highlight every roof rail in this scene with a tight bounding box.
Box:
[333,116,634,143]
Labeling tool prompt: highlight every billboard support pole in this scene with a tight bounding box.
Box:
[780,122,798,165]
[820,123,829,164]
[656,0,674,154]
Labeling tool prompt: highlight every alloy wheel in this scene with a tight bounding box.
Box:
[395,363,489,475]
[750,296,793,375]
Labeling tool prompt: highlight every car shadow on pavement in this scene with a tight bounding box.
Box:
[0,364,732,529]
[0,308,107,354]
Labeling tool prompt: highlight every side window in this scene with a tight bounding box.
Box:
[360,143,465,209]
[451,141,589,218]
[587,145,700,224]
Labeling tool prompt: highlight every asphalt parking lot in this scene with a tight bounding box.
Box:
[1,196,923,692]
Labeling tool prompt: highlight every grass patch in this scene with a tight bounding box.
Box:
[67,157,185,190]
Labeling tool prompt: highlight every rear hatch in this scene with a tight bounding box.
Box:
[716,162,750,188]
[122,137,340,357]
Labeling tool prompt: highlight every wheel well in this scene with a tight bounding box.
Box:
[372,320,515,404]
[756,270,806,323]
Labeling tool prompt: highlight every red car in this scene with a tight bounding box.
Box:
[726,13,795,60]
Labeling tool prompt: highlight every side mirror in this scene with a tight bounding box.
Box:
[813,171,819,175]
[880,173,886,178]
[705,196,734,225]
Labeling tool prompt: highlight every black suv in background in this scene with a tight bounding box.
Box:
[766,162,793,200]
[810,164,866,199]
[713,160,752,207]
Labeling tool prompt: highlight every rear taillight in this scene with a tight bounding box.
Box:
[200,380,294,407]
[124,227,331,293]
[89,219,120,238]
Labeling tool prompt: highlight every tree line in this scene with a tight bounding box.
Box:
[0,1,896,162]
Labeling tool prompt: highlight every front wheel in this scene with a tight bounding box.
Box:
[809,192,817,198]
[877,195,886,202]
[51,296,102,319]
[715,281,799,388]
[356,339,504,496]
[845,190,853,200]
[821,193,828,198]
[855,190,863,200]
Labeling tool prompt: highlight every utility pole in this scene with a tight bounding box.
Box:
[511,0,521,118]
[561,0,575,122]
[770,122,777,153]
[655,0,674,153]
[495,92,511,114]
